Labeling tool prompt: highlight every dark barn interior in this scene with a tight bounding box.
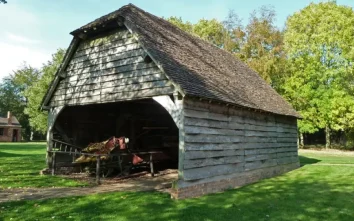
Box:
[52,99,179,178]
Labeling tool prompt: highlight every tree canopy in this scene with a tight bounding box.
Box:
[167,6,285,88]
[283,2,354,146]
[24,49,65,134]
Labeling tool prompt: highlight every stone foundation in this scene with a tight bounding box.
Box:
[172,162,299,199]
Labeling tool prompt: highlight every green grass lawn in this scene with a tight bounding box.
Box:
[1,145,354,220]
[299,150,354,165]
[0,142,86,189]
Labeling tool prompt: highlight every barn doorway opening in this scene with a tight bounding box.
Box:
[52,98,179,183]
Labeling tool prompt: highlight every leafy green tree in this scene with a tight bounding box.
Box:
[283,2,354,148]
[11,64,40,102]
[167,17,193,33]
[0,77,31,140]
[167,6,286,88]
[236,6,286,87]
[24,49,65,134]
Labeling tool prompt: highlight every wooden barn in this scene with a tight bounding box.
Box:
[41,4,300,199]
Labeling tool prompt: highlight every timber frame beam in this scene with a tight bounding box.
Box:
[46,106,65,168]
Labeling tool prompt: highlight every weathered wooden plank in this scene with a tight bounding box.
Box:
[55,74,168,96]
[185,110,296,130]
[184,149,244,160]
[54,84,101,96]
[184,108,230,122]
[276,147,298,153]
[184,155,245,169]
[58,72,165,90]
[184,117,237,129]
[53,83,174,102]
[72,42,141,60]
[243,142,297,149]
[50,86,175,106]
[245,159,277,171]
[77,30,132,51]
[66,61,156,77]
[276,152,297,158]
[68,48,145,69]
[65,66,161,84]
[101,74,166,88]
[100,86,175,102]
[70,43,141,64]
[277,137,297,143]
[184,143,245,151]
[184,142,297,151]
[245,130,297,138]
[184,134,243,143]
[244,137,277,143]
[277,156,299,165]
[245,148,277,155]
[183,163,244,181]
[69,56,146,74]
[184,117,296,135]
[102,80,171,95]
[74,37,137,58]
[184,125,244,136]
[245,153,277,162]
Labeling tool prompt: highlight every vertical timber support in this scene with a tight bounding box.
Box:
[46,106,65,169]
[96,156,101,185]
[52,152,56,176]
[153,94,185,181]
[150,153,154,177]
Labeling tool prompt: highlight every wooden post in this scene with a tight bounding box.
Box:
[52,152,56,176]
[150,153,154,177]
[117,155,122,174]
[96,156,101,185]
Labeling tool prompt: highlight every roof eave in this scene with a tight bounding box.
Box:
[40,37,81,110]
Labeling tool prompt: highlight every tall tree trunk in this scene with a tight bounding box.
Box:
[299,133,304,148]
[325,126,331,149]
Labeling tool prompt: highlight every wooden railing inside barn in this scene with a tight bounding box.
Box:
[49,139,162,184]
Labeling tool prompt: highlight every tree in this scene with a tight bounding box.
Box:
[167,17,193,34]
[0,77,31,140]
[167,6,286,88]
[283,2,354,148]
[24,49,65,134]
[236,6,286,87]
[11,64,40,103]
[0,0,7,4]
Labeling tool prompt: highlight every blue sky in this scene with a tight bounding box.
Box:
[0,0,353,79]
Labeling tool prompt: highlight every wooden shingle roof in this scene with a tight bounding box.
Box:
[66,4,300,117]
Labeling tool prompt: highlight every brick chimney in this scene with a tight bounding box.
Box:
[7,111,12,125]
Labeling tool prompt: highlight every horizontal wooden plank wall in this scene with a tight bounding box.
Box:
[182,98,298,182]
[49,28,175,107]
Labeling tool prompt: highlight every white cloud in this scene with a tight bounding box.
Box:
[0,42,51,80]
[5,32,39,44]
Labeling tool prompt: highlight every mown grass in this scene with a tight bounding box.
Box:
[0,144,354,220]
[299,150,354,165]
[0,142,86,189]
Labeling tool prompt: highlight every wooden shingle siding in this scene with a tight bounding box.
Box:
[182,98,298,182]
[49,29,174,107]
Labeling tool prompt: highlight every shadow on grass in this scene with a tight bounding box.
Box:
[0,151,26,158]
[0,143,45,151]
[299,155,321,166]
[2,165,354,221]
